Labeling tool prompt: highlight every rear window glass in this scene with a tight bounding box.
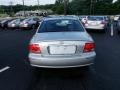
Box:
[20,19,25,21]
[88,16,104,21]
[79,16,86,19]
[24,18,31,22]
[1,20,7,23]
[11,19,18,23]
[38,19,84,33]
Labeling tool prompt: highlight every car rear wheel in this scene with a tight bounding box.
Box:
[32,25,36,30]
[102,28,106,33]
[118,30,120,34]
[103,25,108,33]
[117,27,120,34]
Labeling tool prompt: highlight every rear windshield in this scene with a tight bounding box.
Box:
[11,19,23,23]
[20,19,25,21]
[88,16,104,21]
[1,20,7,23]
[11,19,18,23]
[23,18,31,22]
[79,16,86,19]
[38,19,84,33]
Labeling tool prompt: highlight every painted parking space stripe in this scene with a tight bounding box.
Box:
[111,23,114,37]
[0,66,10,73]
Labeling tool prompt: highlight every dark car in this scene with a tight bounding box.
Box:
[0,19,3,28]
[0,19,7,28]
[0,19,14,29]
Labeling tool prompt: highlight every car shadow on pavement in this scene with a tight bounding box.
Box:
[32,66,99,90]
[34,67,90,78]
[31,65,120,90]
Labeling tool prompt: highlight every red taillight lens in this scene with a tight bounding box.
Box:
[84,43,95,53]
[29,44,41,54]
[23,21,28,24]
[101,21,105,24]
[25,22,28,24]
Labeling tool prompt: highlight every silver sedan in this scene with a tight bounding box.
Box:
[28,17,96,68]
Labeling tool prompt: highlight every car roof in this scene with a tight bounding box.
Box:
[88,16,104,17]
[43,16,79,21]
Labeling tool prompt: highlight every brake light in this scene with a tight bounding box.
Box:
[84,43,95,53]
[29,44,41,53]
[85,20,88,24]
[25,22,28,24]
[101,21,105,24]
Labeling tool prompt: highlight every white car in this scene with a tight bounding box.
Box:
[29,17,96,68]
[80,16,88,24]
[20,17,39,29]
[84,16,107,31]
[114,15,120,21]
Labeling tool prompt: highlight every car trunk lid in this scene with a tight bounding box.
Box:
[32,32,93,56]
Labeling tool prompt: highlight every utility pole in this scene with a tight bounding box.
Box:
[64,0,68,15]
[9,1,13,16]
[93,0,95,15]
[37,0,40,10]
[22,0,25,17]
[90,0,93,15]
[90,0,98,15]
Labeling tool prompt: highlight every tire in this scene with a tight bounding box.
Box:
[117,27,120,34]
[118,30,120,34]
[102,28,106,33]
[83,66,90,71]
[32,25,36,30]
[101,25,107,33]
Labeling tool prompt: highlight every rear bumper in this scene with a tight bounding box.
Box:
[20,24,31,29]
[29,52,96,68]
[85,25,105,30]
[8,26,16,28]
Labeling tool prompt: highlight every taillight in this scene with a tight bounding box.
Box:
[101,21,105,24]
[85,20,88,24]
[84,43,95,53]
[25,22,28,24]
[29,44,41,54]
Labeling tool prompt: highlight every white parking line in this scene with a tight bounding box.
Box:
[111,23,114,37]
[0,66,10,73]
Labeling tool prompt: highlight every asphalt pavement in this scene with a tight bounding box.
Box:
[0,23,120,90]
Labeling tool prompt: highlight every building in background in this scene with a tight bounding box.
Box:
[15,9,53,16]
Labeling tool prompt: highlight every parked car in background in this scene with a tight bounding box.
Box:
[0,19,7,28]
[84,16,107,32]
[0,19,14,29]
[65,15,79,19]
[104,15,109,25]
[104,16,109,21]
[79,16,88,24]
[114,15,120,22]
[20,17,40,29]
[8,18,25,29]
[29,17,96,68]
[116,17,120,34]
[0,19,4,28]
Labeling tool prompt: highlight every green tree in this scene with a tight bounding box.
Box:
[68,0,113,15]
